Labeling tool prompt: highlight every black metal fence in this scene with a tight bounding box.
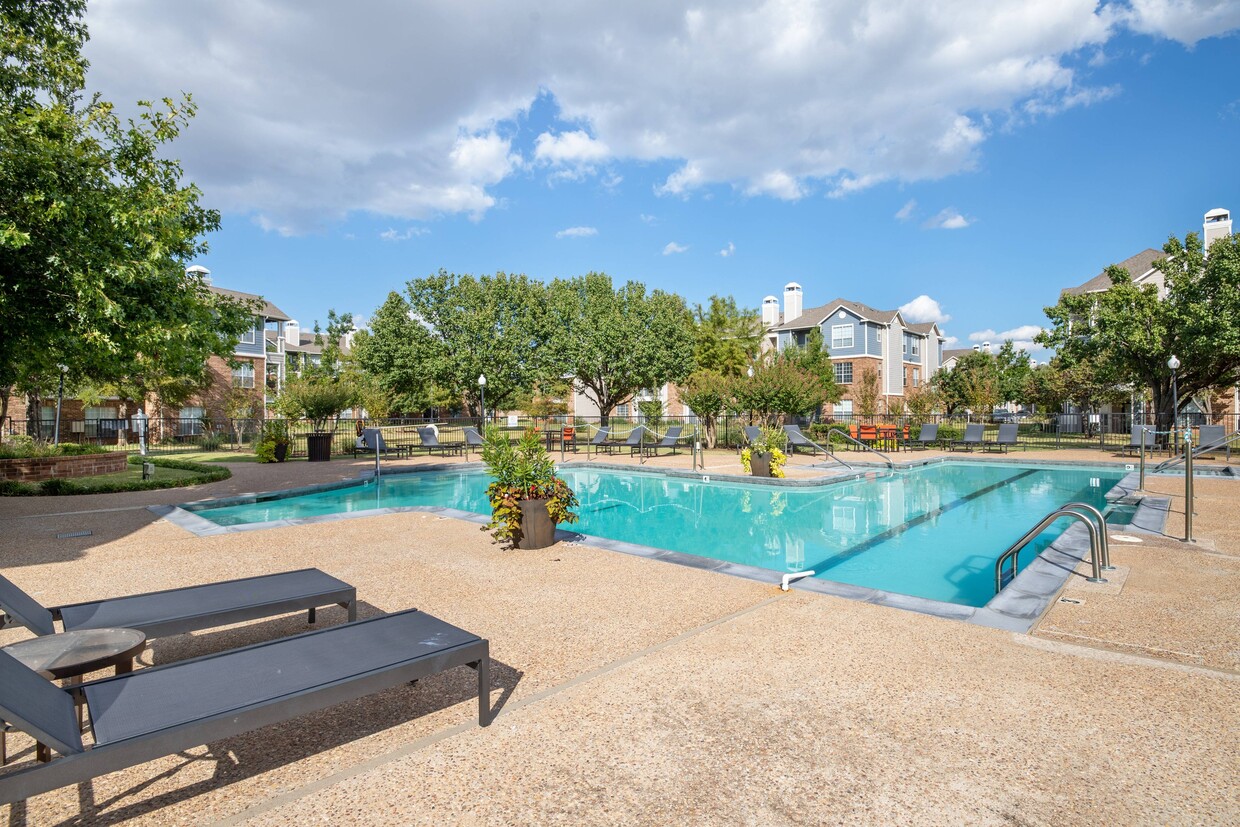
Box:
[5,411,1239,457]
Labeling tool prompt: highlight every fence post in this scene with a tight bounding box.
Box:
[1184,428,1194,543]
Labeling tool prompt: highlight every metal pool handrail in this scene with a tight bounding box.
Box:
[994,501,1110,593]
[1153,429,1239,472]
[829,430,894,469]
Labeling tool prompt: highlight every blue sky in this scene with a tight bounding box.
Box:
[83,1,1240,358]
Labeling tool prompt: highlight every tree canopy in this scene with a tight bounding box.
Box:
[1037,232,1240,427]
[0,0,253,412]
[547,273,695,424]
[692,295,764,377]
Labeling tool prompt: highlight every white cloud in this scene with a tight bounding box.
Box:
[899,295,951,324]
[639,213,658,224]
[719,241,735,257]
[555,226,598,239]
[1124,0,1240,46]
[895,199,917,222]
[968,325,1045,346]
[942,335,960,347]
[379,226,431,241]
[80,1,1239,233]
[925,208,972,230]
[663,242,689,255]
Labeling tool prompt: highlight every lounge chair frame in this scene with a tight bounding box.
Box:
[981,423,1019,453]
[0,609,489,805]
[948,423,985,452]
[910,423,939,450]
[641,426,683,457]
[0,569,357,639]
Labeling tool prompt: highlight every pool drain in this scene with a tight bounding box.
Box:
[1059,597,1083,605]
[56,530,92,539]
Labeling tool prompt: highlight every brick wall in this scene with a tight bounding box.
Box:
[0,452,128,482]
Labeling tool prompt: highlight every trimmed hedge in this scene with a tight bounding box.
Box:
[0,439,109,459]
[0,456,230,496]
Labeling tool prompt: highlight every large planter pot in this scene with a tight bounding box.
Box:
[750,451,773,478]
[306,432,333,462]
[274,442,289,462]
[516,498,557,549]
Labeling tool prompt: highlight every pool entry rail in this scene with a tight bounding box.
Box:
[994,502,1112,594]
[830,429,894,469]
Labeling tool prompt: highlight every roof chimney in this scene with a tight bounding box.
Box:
[783,282,803,324]
[972,344,980,351]
[1204,208,1231,253]
[762,295,780,327]
[983,341,992,354]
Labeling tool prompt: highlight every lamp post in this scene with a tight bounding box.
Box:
[53,364,68,445]
[1168,354,1180,448]
[746,365,754,425]
[133,409,148,457]
[477,374,487,429]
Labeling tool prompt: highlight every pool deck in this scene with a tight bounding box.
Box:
[1,447,1237,825]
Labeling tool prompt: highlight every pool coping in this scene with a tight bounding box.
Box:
[153,459,1173,632]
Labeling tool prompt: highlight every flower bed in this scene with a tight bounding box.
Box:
[0,451,127,483]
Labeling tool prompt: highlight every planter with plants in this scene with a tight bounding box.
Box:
[740,426,789,478]
[255,419,292,463]
[480,425,579,549]
[277,376,356,462]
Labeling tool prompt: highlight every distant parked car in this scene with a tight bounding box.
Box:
[991,410,1015,423]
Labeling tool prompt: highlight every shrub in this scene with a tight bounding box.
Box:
[480,426,579,546]
[0,438,108,459]
[0,457,231,496]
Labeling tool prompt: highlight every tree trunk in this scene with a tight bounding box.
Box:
[1151,383,1176,445]
[25,392,42,439]
[703,415,717,449]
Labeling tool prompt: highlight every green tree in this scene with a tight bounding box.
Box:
[732,354,831,424]
[853,365,882,418]
[903,383,939,422]
[0,0,253,409]
[350,292,440,414]
[995,340,1033,406]
[693,295,764,377]
[679,369,732,448]
[548,273,695,425]
[1038,232,1240,429]
[407,270,553,415]
[932,351,998,416]
[783,328,842,405]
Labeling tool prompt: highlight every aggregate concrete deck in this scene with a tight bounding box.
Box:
[1,448,1236,825]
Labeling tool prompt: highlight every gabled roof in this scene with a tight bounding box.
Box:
[209,285,291,322]
[771,297,899,331]
[942,348,973,362]
[904,322,945,338]
[1062,248,1164,297]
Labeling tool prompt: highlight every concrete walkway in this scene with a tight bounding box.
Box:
[1,450,1237,825]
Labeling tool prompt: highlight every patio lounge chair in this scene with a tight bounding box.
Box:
[412,427,462,457]
[461,427,485,457]
[0,609,489,805]
[910,423,939,449]
[0,568,357,639]
[1195,425,1232,461]
[585,426,611,459]
[601,426,646,456]
[783,425,824,458]
[1118,425,1155,457]
[354,428,407,459]
[641,425,683,457]
[949,423,985,452]
[982,423,1019,453]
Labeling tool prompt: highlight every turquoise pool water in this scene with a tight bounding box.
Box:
[193,463,1124,608]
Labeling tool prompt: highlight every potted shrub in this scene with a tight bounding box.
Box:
[740,426,789,478]
[277,376,355,462]
[480,425,579,549]
[255,419,291,463]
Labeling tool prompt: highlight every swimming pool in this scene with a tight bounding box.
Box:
[188,462,1126,609]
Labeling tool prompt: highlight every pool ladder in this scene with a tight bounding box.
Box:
[994,502,1113,594]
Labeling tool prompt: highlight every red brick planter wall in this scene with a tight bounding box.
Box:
[0,452,128,483]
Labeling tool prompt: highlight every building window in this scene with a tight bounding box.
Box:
[911,339,920,356]
[616,404,630,418]
[179,406,205,436]
[238,319,258,345]
[834,362,853,384]
[912,368,920,387]
[835,400,853,420]
[831,324,853,350]
[902,338,907,355]
[232,363,255,388]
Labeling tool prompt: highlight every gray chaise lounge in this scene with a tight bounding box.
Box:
[783,425,825,458]
[1118,425,1155,457]
[910,423,939,449]
[0,609,489,804]
[982,423,1019,453]
[0,568,357,639]
[641,425,683,457]
[948,423,985,452]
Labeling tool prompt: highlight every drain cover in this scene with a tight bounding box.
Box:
[56,530,92,539]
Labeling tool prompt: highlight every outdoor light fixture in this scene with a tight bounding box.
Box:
[54,364,68,446]
[1168,355,1181,444]
[477,374,487,427]
[133,408,149,457]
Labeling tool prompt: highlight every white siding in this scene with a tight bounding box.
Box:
[885,320,903,395]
